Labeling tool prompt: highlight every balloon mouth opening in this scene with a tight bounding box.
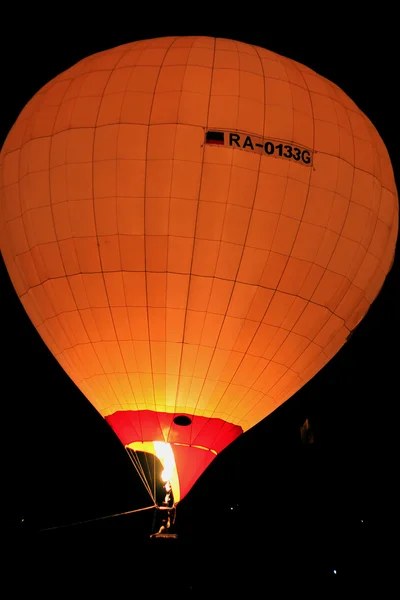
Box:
[173,415,192,426]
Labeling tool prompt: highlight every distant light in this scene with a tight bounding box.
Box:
[361,519,364,523]
[333,570,337,575]
[231,507,234,510]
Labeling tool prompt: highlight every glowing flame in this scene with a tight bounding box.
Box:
[126,440,180,503]
[154,441,175,483]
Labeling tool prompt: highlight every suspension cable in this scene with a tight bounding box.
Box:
[38,504,155,532]
[126,449,152,496]
[125,449,156,504]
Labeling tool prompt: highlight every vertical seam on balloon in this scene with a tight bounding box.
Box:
[91,40,154,434]
[259,59,313,310]
[109,40,159,428]
[256,60,321,392]
[196,47,290,429]
[4,93,46,307]
[160,39,188,440]
[166,37,217,446]
[298,87,363,316]
[114,43,151,416]
[140,38,180,431]
[87,43,154,428]
[189,42,271,439]
[2,108,36,296]
[184,40,240,444]
[57,51,131,414]
[318,87,359,287]
[235,56,320,427]
[86,44,145,417]
[193,40,242,428]
[300,97,353,305]
[189,45,271,435]
[8,60,102,403]
[44,62,98,395]
[20,60,101,400]
[214,56,299,427]
[112,43,158,424]
[156,37,201,444]
[110,64,136,411]
[186,39,249,444]
[131,40,181,444]
[215,45,276,427]
[143,37,197,446]
[353,116,392,309]
[259,76,344,402]
[239,64,361,426]
[320,85,367,322]
[14,91,58,305]
[313,81,358,319]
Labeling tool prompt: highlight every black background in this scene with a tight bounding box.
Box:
[2,23,399,596]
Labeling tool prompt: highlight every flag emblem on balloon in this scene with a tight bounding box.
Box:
[205,130,225,145]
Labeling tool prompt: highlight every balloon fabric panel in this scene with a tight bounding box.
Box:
[1,36,398,501]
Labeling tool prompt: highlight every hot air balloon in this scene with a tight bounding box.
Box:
[1,36,398,535]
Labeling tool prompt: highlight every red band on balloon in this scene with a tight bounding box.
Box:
[105,409,242,453]
[105,410,243,499]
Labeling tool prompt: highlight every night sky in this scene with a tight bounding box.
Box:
[3,25,399,595]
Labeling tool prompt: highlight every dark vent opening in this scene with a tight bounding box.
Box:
[173,415,192,427]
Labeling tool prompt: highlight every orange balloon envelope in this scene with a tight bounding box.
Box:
[0,36,398,505]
